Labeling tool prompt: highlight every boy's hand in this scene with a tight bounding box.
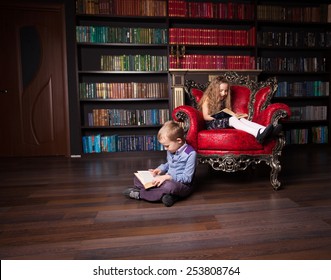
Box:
[149,168,162,176]
[152,174,172,187]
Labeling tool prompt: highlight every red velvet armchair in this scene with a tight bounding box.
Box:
[172,72,291,190]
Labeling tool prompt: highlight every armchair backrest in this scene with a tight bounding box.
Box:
[253,83,277,114]
[229,85,251,117]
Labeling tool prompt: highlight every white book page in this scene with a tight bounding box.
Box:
[135,170,154,184]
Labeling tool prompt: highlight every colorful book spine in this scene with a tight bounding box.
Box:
[169,27,256,46]
[168,0,255,20]
[285,126,328,144]
[76,0,167,16]
[257,4,330,23]
[100,55,168,71]
[289,106,327,121]
[76,26,168,44]
[170,55,255,70]
[79,82,168,99]
[82,134,165,153]
[87,109,169,127]
[257,30,331,48]
[275,81,329,97]
[257,57,326,72]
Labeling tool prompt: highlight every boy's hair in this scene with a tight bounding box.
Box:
[157,120,185,142]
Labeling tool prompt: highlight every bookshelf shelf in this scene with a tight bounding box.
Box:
[257,20,331,26]
[260,72,329,76]
[77,43,168,48]
[274,96,329,101]
[168,17,255,25]
[76,14,167,21]
[81,125,162,130]
[80,98,169,102]
[78,71,168,74]
[284,120,329,125]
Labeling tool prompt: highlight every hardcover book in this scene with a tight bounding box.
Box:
[212,108,248,119]
[134,170,158,189]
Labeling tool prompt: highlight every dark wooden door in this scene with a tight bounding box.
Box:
[0,3,70,157]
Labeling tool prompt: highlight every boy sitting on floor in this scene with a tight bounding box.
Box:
[123,120,197,207]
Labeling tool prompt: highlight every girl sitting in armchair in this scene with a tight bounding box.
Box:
[198,76,282,144]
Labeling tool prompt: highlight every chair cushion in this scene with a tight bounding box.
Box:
[197,129,262,151]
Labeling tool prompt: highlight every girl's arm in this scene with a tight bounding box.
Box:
[201,101,214,121]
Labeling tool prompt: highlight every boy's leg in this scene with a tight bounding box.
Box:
[123,177,144,200]
[139,180,192,202]
[133,176,146,191]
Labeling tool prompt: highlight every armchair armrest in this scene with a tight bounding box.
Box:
[172,105,206,150]
[253,103,291,126]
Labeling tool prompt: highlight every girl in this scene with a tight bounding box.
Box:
[198,76,281,144]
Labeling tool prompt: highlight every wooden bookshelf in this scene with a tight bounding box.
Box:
[75,0,331,154]
[75,0,169,154]
[256,1,331,144]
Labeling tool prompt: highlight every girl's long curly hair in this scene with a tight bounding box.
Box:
[197,76,232,115]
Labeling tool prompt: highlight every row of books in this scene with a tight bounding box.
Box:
[87,108,169,127]
[100,55,168,71]
[76,0,167,16]
[257,4,331,23]
[77,27,331,48]
[82,134,165,153]
[257,31,331,48]
[79,82,168,99]
[169,27,256,46]
[76,0,330,22]
[285,126,328,144]
[168,0,255,20]
[170,55,255,70]
[290,106,327,121]
[257,57,326,72]
[76,26,168,44]
[275,81,329,98]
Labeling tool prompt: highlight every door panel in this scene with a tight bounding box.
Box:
[0,3,70,156]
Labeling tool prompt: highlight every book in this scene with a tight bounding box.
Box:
[212,108,248,119]
[134,170,158,189]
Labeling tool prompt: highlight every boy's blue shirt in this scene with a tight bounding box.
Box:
[157,143,197,184]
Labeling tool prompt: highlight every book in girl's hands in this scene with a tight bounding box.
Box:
[134,170,157,189]
[212,108,248,119]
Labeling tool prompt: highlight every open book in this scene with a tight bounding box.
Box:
[134,170,157,189]
[212,108,248,119]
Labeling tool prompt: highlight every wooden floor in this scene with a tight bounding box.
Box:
[1,145,331,260]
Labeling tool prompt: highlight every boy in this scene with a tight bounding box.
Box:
[123,120,197,207]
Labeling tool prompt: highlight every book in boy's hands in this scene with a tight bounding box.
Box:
[134,170,157,189]
[211,108,248,119]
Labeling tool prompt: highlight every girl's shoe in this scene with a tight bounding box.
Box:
[272,124,283,137]
[256,124,273,144]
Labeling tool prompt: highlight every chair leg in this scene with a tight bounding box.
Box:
[270,156,281,190]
